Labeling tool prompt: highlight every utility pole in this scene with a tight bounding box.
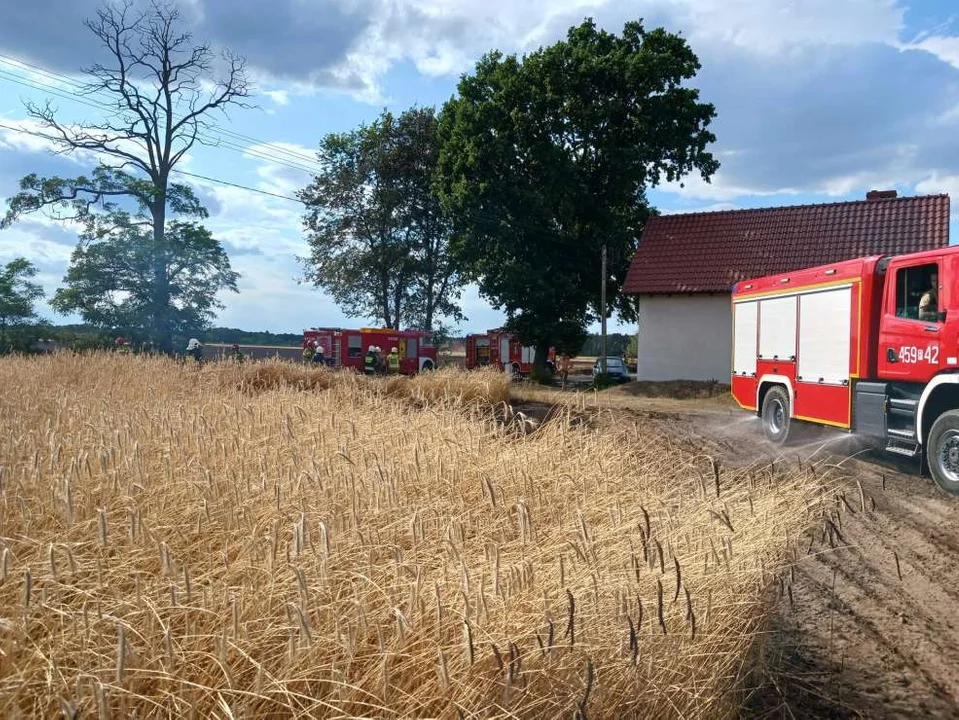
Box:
[600,243,607,376]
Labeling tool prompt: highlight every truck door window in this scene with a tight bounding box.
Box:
[406,338,418,358]
[895,263,939,322]
[348,335,362,358]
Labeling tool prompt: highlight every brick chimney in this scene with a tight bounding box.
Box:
[866,189,898,200]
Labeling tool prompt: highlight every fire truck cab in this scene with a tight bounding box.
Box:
[732,245,959,494]
[302,327,436,375]
[464,329,556,376]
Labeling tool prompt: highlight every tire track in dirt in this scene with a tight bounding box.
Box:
[534,395,959,716]
[675,410,959,718]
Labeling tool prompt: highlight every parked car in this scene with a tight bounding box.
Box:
[592,356,630,381]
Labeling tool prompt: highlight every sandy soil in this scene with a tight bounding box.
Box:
[516,388,959,718]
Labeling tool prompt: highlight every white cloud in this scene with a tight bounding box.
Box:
[262,89,290,106]
[323,0,906,100]
[658,171,798,202]
[0,117,59,154]
[674,0,902,54]
[905,34,959,69]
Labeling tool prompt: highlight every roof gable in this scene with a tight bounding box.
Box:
[623,194,950,295]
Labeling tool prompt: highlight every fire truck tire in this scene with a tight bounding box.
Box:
[421,360,435,372]
[926,410,959,495]
[761,386,791,445]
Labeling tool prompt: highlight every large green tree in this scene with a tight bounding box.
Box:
[0,257,46,353]
[0,1,249,352]
[51,210,238,343]
[436,18,719,364]
[299,107,463,331]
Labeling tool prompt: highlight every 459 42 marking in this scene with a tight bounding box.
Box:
[899,345,939,365]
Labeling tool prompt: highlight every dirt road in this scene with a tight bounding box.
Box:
[626,397,959,718]
[511,381,959,717]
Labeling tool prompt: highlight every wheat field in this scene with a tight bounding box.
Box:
[0,354,836,718]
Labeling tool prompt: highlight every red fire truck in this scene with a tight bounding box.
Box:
[302,327,437,375]
[731,246,959,493]
[464,329,556,376]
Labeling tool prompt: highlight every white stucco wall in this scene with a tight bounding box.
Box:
[636,294,732,382]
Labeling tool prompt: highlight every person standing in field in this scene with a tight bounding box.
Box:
[387,346,400,374]
[557,354,572,389]
[230,343,245,363]
[364,345,377,375]
[313,344,326,365]
[302,342,315,363]
[186,338,203,364]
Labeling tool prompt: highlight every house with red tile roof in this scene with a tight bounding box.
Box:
[622,190,950,382]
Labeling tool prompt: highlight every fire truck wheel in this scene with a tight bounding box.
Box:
[926,410,959,495]
[761,386,791,445]
[421,360,435,372]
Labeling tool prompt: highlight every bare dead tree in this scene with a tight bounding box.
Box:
[2,0,250,351]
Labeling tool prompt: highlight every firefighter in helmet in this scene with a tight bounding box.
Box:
[919,270,939,322]
[364,345,377,375]
[186,338,203,364]
[388,346,400,374]
[302,341,315,362]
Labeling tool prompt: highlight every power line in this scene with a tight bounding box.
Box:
[0,52,322,167]
[0,121,302,203]
[0,54,323,175]
[173,169,300,202]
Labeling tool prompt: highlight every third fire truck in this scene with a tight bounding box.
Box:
[732,245,959,494]
[464,329,556,376]
[302,327,436,375]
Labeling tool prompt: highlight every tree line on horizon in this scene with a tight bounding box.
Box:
[0,1,718,364]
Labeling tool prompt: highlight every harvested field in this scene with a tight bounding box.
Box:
[0,354,843,717]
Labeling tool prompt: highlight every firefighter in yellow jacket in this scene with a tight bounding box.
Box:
[387,346,400,374]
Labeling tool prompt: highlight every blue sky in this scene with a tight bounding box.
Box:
[2,0,959,336]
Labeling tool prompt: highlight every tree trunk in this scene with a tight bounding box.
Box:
[424,278,435,332]
[534,343,550,371]
[152,189,172,353]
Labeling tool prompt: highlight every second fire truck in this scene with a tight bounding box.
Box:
[464,329,556,376]
[732,245,959,494]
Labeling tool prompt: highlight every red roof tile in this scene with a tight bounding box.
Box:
[623,194,950,295]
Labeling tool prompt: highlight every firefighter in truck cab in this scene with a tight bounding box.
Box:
[919,271,938,322]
